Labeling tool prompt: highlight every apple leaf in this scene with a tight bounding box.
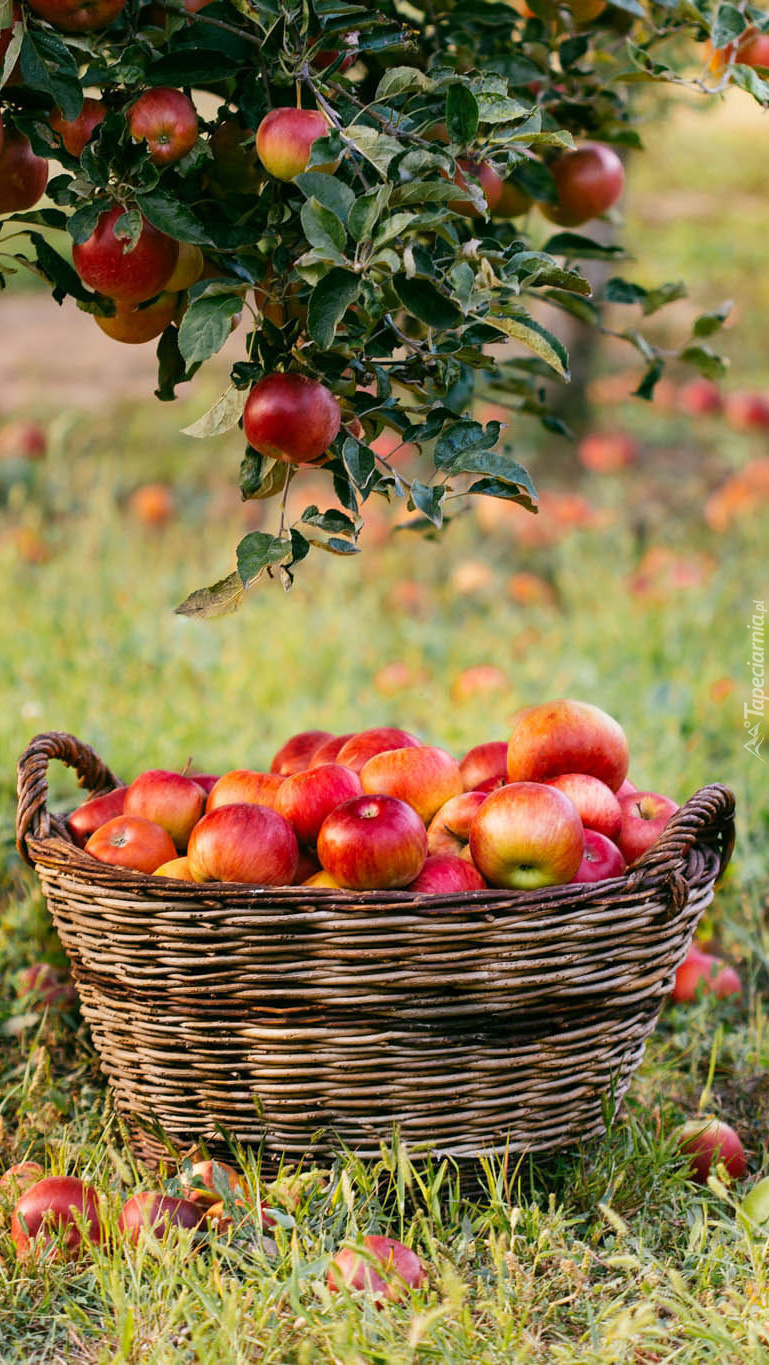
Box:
[178,295,243,367]
[307,268,360,348]
[175,571,245,619]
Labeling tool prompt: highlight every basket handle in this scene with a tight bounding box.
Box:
[16,731,121,865]
[626,782,735,885]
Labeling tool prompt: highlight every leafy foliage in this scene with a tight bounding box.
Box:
[0,0,761,606]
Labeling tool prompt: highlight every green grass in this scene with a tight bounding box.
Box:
[2,90,769,1362]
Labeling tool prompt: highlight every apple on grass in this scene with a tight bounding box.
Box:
[11,1177,102,1259]
[85,815,177,874]
[617,790,679,864]
[671,946,742,1003]
[0,1162,45,1197]
[275,763,362,847]
[178,1160,245,1208]
[187,804,298,886]
[67,786,127,847]
[118,1193,205,1244]
[360,746,463,825]
[458,741,508,792]
[507,699,630,792]
[675,1118,747,1183]
[545,773,622,840]
[328,1235,426,1302]
[427,790,488,857]
[17,962,77,1008]
[270,729,333,776]
[469,782,584,890]
[317,795,427,890]
[124,770,206,848]
[572,829,626,884]
[408,855,486,894]
[335,727,421,774]
[206,769,284,812]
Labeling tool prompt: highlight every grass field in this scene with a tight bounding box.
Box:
[1,91,769,1362]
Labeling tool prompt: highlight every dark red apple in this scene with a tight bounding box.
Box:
[25,0,126,30]
[544,142,624,227]
[118,1192,204,1243]
[243,374,341,465]
[309,733,355,767]
[617,790,679,864]
[127,87,199,165]
[676,1119,747,1184]
[336,728,421,774]
[449,159,504,217]
[0,128,48,214]
[67,787,127,847]
[328,1234,426,1302]
[124,770,207,849]
[50,98,106,157]
[17,962,77,1008]
[469,782,584,890]
[187,804,298,885]
[72,206,179,304]
[275,763,363,846]
[317,795,428,890]
[572,829,626,883]
[271,730,334,776]
[0,420,47,460]
[11,1177,102,1258]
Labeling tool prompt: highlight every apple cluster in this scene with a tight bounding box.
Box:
[3,1158,425,1300]
[69,699,680,894]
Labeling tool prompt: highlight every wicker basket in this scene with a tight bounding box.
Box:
[16,731,735,1170]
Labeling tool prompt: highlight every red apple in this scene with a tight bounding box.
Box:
[16,962,77,1008]
[671,947,743,1004]
[615,778,638,799]
[206,769,284,812]
[545,773,622,839]
[153,856,195,880]
[572,829,626,883]
[0,128,48,214]
[408,854,486,893]
[544,142,624,226]
[95,291,180,344]
[178,1160,245,1208]
[675,1119,747,1184]
[449,159,504,217]
[256,107,332,181]
[507,699,630,792]
[293,847,321,883]
[0,1162,45,1196]
[188,773,219,795]
[11,1177,102,1258]
[73,206,179,304]
[724,391,769,432]
[275,763,363,846]
[243,374,341,465]
[477,775,507,793]
[328,1235,426,1302]
[469,782,584,890]
[317,795,428,890]
[118,1192,204,1243]
[459,741,508,792]
[208,119,261,194]
[127,87,199,165]
[85,815,177,873]
[271,730,334,776]
[50,98,106,157]
[25,0,126,30]
[336,727,421,774]
[360,746,463,825]
[494,180,533,218]
[427,790,488,856]
[309,733,355,767]
[0,420,47,460]
[577,432,638,474]
[677,378,723,417]
[67,786,127,847]
[311,30,359,72]
[617,790,679,864]
[187,804,298,885]
[124,770,206,849]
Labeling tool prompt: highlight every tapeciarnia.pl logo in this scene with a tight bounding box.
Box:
[744,599,766,762]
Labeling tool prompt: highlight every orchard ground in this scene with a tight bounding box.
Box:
[1,92,769,1363]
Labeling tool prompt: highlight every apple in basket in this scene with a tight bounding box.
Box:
[205,769,284,812]
[458,741,508,792]
[427,790,488,857]
[407,854,486,893]
[617,790,679,864]
[469,782,584,890]
[545,773,622,840]
[67,787,127,847]
[359,746,463,824]
[270,729,333,776]
[124,770,207,849]
[335,727,421,774]
[85,815,177,873]
[187,804,298,884]
[506,700,630,792]
[317,794,427,890]
[275,763,362,846]
[572,829,626,883]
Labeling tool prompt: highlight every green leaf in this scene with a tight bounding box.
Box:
[475,93,530,124]
[24,232,95,305]
[634,361,664,401]
[236,531,291,587]
[603,277,647,305]
[543,232,627,260]
[239,451,289,501]
[434,418,498,469]
[393,274,462,330]
[182,387,246,439]
[693,302,732,337]
[409,480,444,527]
[348,185,391,243]
[175,572,244,619]
[712,3,746,50]
[300,198,348,258]
[136,191,213,247]
[297,506,359,554]
[19,31,82,120]
[342,438,377,498]
[178,295,243,367]
[155,326,187,403]
[679,344,728,380]
[467,478,537,511]
[67,202,103,246]
[307,267,360,349]
[485,315,569,378]
[446,84,479,145]
[641,280,687,315]
[295,173,355,224]
[375,66,434,100]
[344,125,402,176]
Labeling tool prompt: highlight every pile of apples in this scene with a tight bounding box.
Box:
[2,1158,425,1299]
[68,699,681,894]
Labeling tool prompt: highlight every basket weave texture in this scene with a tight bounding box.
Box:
[17,732,735,1169]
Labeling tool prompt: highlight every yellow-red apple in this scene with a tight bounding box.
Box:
[360,746,463,824]
[427,790,488,856]
[459,741,508,792]
[85,815,177,873]
[206,769,284,812]
[67,787,127,847]
[507,699,630,792]
[545,773,622,839]
[469,782,584,890]
[328,1234,426,1302]
[336,727,421,774]
[187,804,298,885]
[675,1119,746,1184]
[127,87,198,165]
[153,856,195,880]
[271,730,334,776]
[256,107,331,181]
[309,734,354,767]
[124,770,206,849]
